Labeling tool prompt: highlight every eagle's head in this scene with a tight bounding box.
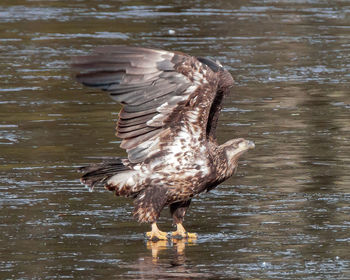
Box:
[222,138,255,177]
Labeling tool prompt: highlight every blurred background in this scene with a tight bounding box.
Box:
[1,0,349,279]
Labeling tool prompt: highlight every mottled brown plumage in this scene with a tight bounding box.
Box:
[72,46,254,238]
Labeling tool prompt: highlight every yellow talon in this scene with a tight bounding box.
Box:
[171,223,197,239]
[186,232,198,239]
[146,223,168,241]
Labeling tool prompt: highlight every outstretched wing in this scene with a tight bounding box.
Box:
[72,46,232,163]
[196,57,231,142]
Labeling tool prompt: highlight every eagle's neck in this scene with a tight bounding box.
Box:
[210,144,238,183]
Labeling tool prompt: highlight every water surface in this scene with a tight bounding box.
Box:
[1,0,350,279]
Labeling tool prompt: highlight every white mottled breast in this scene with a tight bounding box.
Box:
[142,107,210,187]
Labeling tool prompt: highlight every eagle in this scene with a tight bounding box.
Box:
[72,46,254,240]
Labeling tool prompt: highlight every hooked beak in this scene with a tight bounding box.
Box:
[247,140,255,149]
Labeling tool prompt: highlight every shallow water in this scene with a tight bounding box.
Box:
[1,0,350,279]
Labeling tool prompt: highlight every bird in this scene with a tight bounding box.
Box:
[72,46,254,240]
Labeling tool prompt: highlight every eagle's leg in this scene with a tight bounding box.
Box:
[134,187,168,241]
[146,222,168,241]
[173,223,197,239]
[170,200,197,239]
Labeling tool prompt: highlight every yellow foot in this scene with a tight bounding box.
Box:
[146,223,168,241]
[171,223,197,240]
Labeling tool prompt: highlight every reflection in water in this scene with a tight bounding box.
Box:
[147,239,170,263]
[147,238,197,265]
[128,239,221,280]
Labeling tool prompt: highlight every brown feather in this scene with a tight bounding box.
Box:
[120,129,161,150]
[118,113,157,127]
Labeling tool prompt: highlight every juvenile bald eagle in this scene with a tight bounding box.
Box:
[72,46,254,240]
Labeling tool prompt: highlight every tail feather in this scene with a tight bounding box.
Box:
[79,158,130,190]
